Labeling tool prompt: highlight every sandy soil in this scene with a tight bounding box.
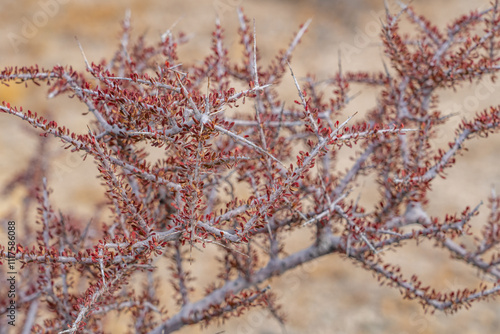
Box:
[1,0,500,333]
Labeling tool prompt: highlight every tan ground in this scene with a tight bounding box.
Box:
[1,0,500,333]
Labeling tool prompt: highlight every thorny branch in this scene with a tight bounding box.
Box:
[1,3,500,333]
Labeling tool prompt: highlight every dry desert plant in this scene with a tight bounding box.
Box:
[2,3,500,333]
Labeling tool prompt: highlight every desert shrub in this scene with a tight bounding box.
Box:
[1,3,500,333]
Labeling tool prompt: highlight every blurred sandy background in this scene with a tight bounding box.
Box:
[1,0,500,333]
